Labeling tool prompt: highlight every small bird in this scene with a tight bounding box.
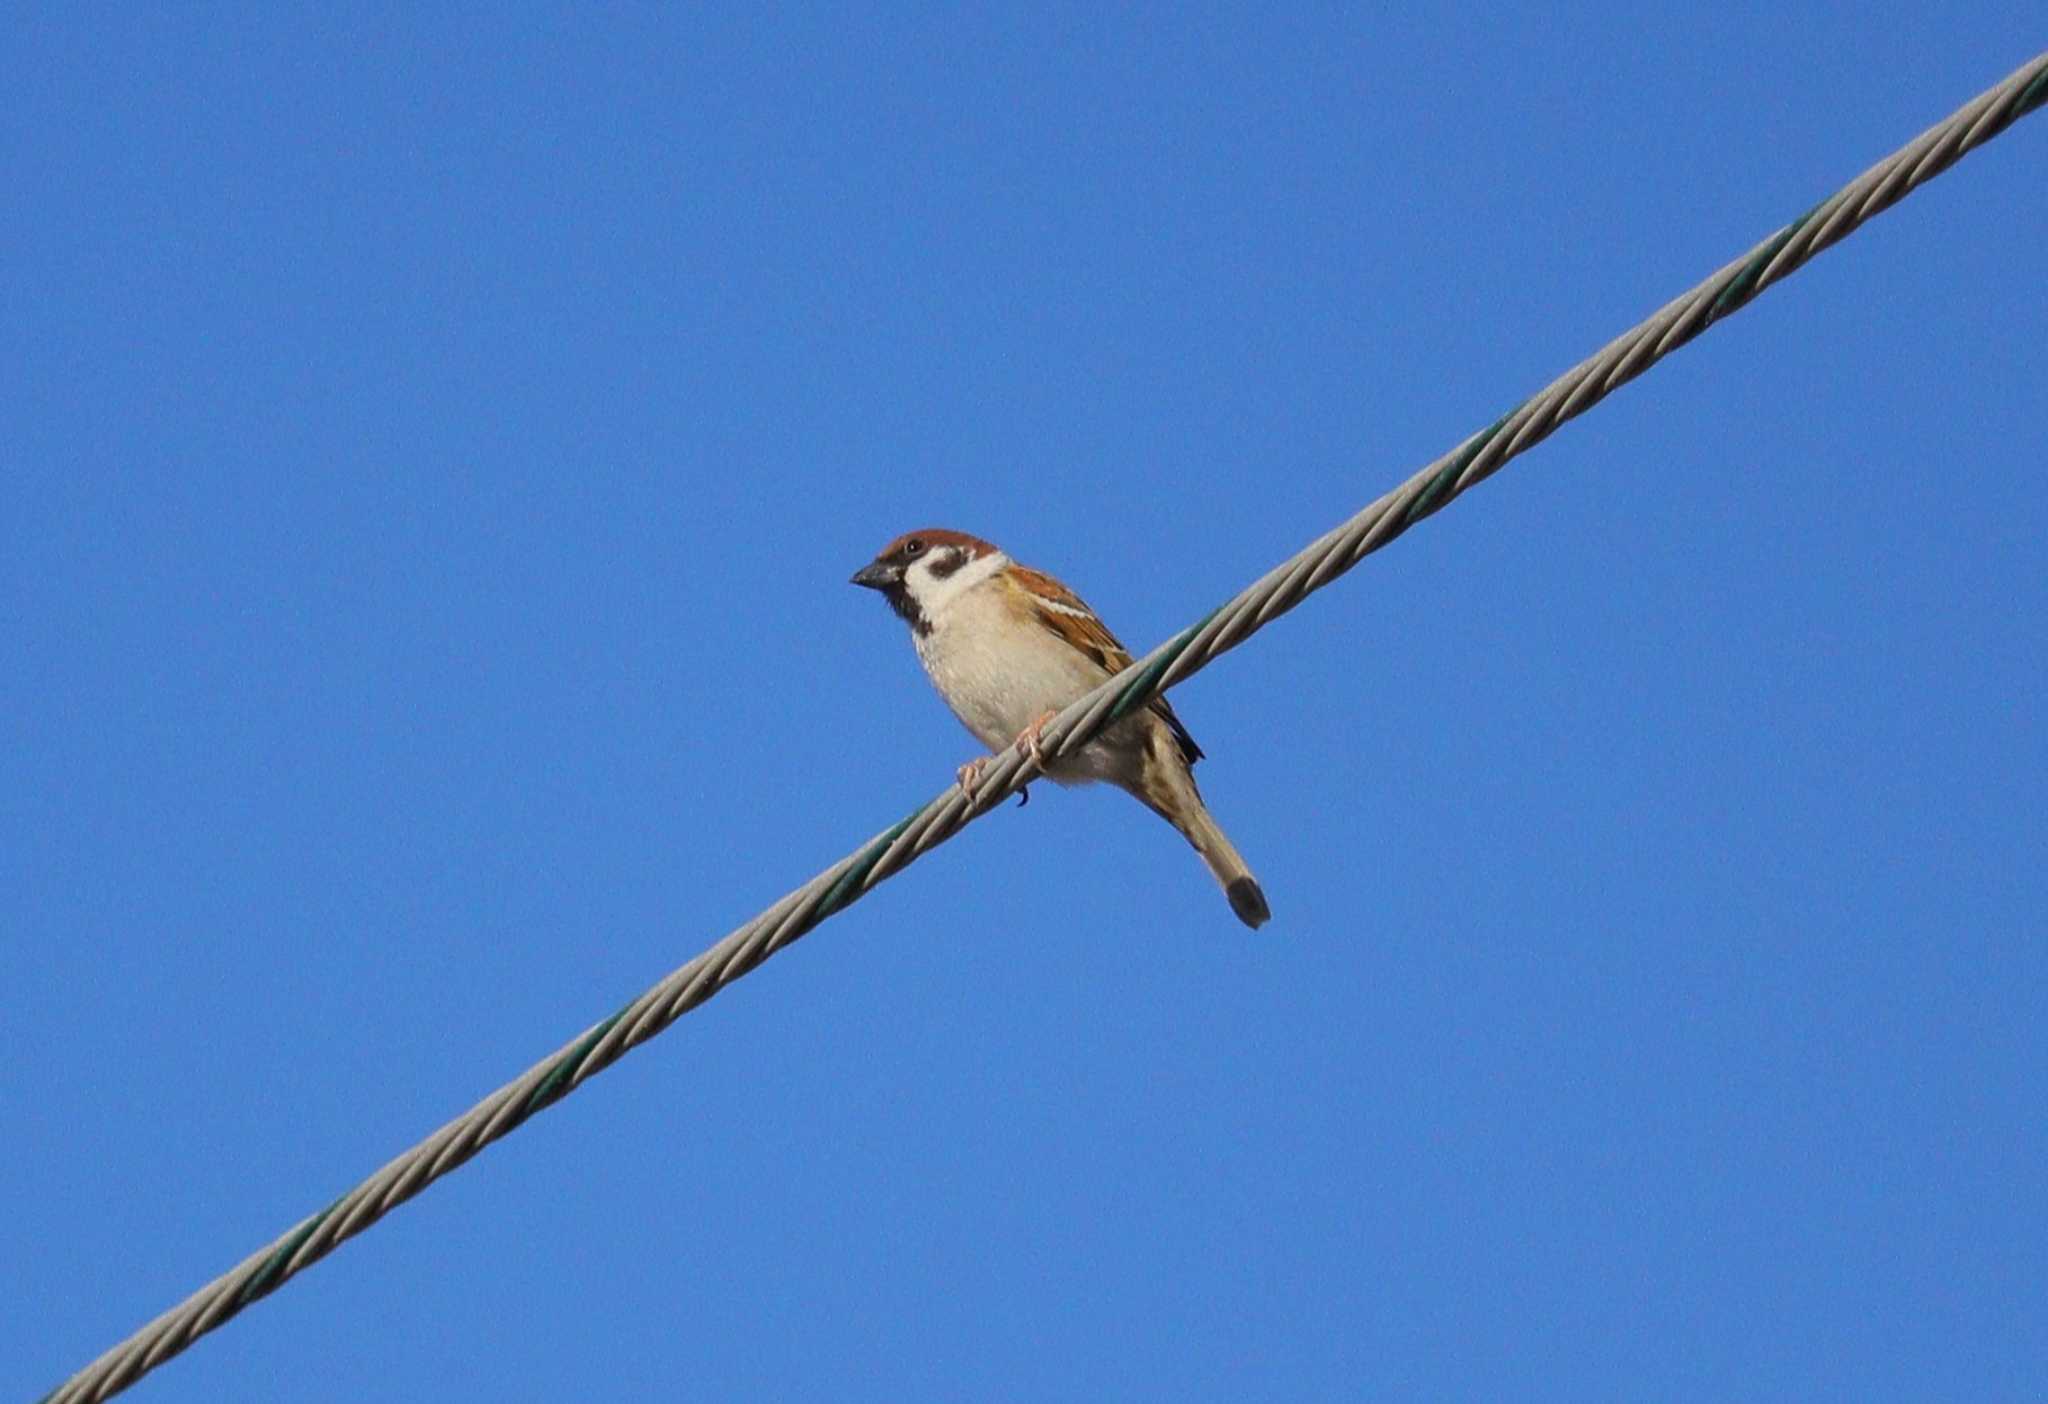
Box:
[851,529,1271,929]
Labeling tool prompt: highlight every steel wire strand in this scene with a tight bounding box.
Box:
[42,49,2048,1404]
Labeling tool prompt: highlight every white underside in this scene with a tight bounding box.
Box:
[909,556,1128,784]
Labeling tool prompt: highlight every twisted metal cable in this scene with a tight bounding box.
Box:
[44,50,2048,1404]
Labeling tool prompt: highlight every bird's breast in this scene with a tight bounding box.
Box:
[914,589,1107,752]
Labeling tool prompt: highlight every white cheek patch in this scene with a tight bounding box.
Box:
[908,550,1008,618]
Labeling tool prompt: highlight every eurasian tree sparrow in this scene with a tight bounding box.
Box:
[852,529,1271,929]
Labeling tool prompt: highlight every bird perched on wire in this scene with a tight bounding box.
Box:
[851,529,1270,929]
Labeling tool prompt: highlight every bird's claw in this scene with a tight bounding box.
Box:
[956,712,1056,808]
[955,757,990,799]
[1015,710,1057,770]
[957,758,1026,807]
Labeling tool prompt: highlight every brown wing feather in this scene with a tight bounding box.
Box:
[1007,565,1205,767]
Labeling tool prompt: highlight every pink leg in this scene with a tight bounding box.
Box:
[956,712,1057,807]
[956,756,991,797]
[1015,709,1057,769]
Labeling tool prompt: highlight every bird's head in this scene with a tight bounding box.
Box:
[851,528,1005,633]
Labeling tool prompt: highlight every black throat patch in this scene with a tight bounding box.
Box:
[884,545,971,637]
[882,582,931,637]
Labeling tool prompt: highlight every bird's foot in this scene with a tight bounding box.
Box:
[957,755,1030,807]
[1014,710,1057,771]
[955,756,991,799]
[955,712,1056,807]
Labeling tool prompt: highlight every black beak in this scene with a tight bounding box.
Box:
[850,561,897,590]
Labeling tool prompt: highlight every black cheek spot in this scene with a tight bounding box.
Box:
[927,549,965,580]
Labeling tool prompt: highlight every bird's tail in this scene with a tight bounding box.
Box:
[1132,767,1269,927]
[1179,801,1271,929]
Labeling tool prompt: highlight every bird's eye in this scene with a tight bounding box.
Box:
[904,539,926,556]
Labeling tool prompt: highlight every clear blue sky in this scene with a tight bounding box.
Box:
[5,8,2043,1401]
